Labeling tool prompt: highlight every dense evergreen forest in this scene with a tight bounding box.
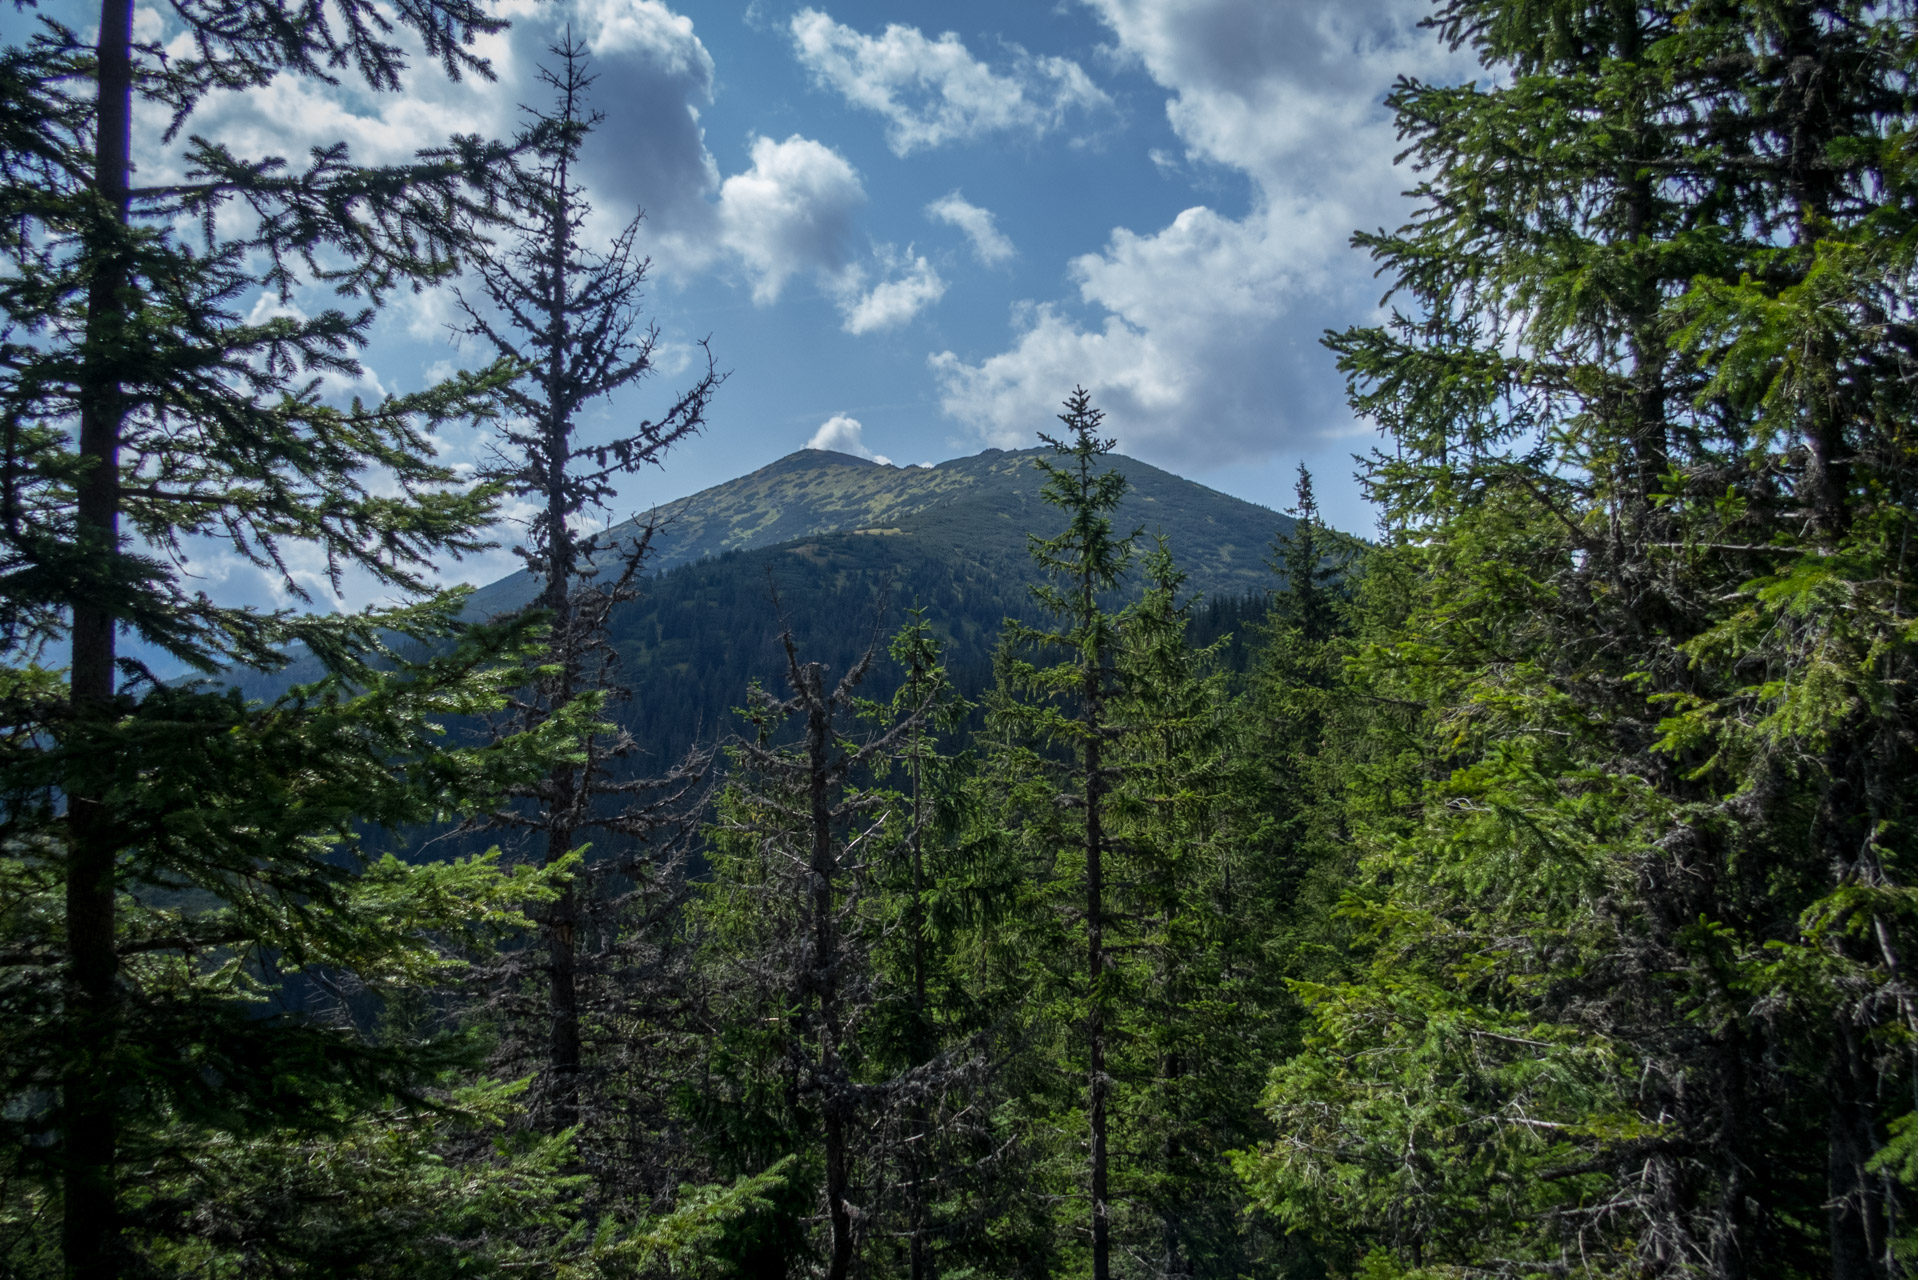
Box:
[3,0,1916,1278]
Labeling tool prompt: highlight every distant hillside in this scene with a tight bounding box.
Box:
[461,447,1292,621]
[226,446,1292,765]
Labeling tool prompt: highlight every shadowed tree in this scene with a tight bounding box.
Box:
[989,388,1134,1280]
[453,35,720,1140]
[0,0,563,1272]
[1240,2,1918,1276]
[700,615,971,1280]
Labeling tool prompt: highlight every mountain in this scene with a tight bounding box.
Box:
[533,446,1291,766]
[230,447,1292,764]
[460,447,1291,621]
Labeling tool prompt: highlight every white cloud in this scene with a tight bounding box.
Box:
[788,8,1109,155]
[152,18,523,178]
[567,0,723,249]
[933,0,1472,468]
[151,0,896,350]
[580,0,712,70]
[808,414,891,466]
[926,192,1014,265]
[712,134,868,304]
[398,287,460,342]
[840,251,946,334]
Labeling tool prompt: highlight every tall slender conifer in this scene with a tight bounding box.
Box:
[454,36,717,1139]
[0,0,569,1272]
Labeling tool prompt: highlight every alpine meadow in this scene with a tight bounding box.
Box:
[2,0,1916,1278]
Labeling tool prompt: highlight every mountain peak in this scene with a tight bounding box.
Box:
[770,448,884,472]
[462,445,1288,619]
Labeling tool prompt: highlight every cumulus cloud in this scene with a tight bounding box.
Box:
[712,134,868,303]
[933,0,1472,468]
[808,414,892,466]
[580,0,710,67]
[789,8,1109,155]
[146,12,522,179]
[155,0,889,335]
[926,192,1014,265]
[840,251,946,334]
[563,0,727,249]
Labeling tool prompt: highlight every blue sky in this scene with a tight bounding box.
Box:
[48,0,1477,611]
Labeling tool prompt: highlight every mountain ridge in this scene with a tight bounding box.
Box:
[462,446,1293,619]
[225,445,1294,757]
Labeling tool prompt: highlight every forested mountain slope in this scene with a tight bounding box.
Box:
[461,446,1292,620]
[560,447,1287,762]
[231,447,1289,762]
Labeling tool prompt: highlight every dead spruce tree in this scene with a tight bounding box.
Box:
[702,624,963,1280]
[454,36,718,1143]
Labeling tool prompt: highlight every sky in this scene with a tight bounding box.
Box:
[35,0,1481,612]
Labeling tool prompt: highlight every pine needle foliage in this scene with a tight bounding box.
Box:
[1239,2,1918,1277]
[0,0,624,1272]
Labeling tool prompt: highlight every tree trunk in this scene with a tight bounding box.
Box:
[1160,1050,1183,1278]
[908,747,931,1280]
[65,0,134,1273]
[546,818,582,1133]
[806,679,855,1280]
[1828,1017,1888,1280]
[1086,698,1110,1280]
[538,564,582,1132]
[537,118,585,1137]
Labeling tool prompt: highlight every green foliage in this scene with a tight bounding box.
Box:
[973,394,1302,1278]
[1239,2,1918,1276]
[0,19,518,674]
[17,0,1915,1273]
[0,610,606,1267]
[0,0,775,1266]
[4,1073,791,1278]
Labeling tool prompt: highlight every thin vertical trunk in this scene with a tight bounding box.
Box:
[1160,1048,1181,1276]
[1828,1024,1886,1280]
[65,0,134,1274]
[1086,718,1109,1280]
[540,128,582,1137]
[808,682,855,1280]
[1614,0,1669,519]
[1778,7,1849,545]
[1084,555,1110,1280]
[908,738,932,1280]
[539,546,581,1134]
[1824,755,1890,1280]
[545,810,581,1132]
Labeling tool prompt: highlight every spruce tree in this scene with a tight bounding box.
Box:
[1240,2,1918,1276]
[863,609,972,1280]
[1109,540,1271,1277]
[1240,466,1360,915]
[0,0,565,1274]
[988,389,1135,1280]
[454,35,718,1142]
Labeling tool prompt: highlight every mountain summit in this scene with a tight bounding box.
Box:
[462,446,1291,619]
[230,447,1294,763]
[437,444,1296,764]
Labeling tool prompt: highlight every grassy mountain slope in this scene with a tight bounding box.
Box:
[462,447,1291,620]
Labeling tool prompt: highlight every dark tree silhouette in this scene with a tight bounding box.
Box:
[455,36,719,1136]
